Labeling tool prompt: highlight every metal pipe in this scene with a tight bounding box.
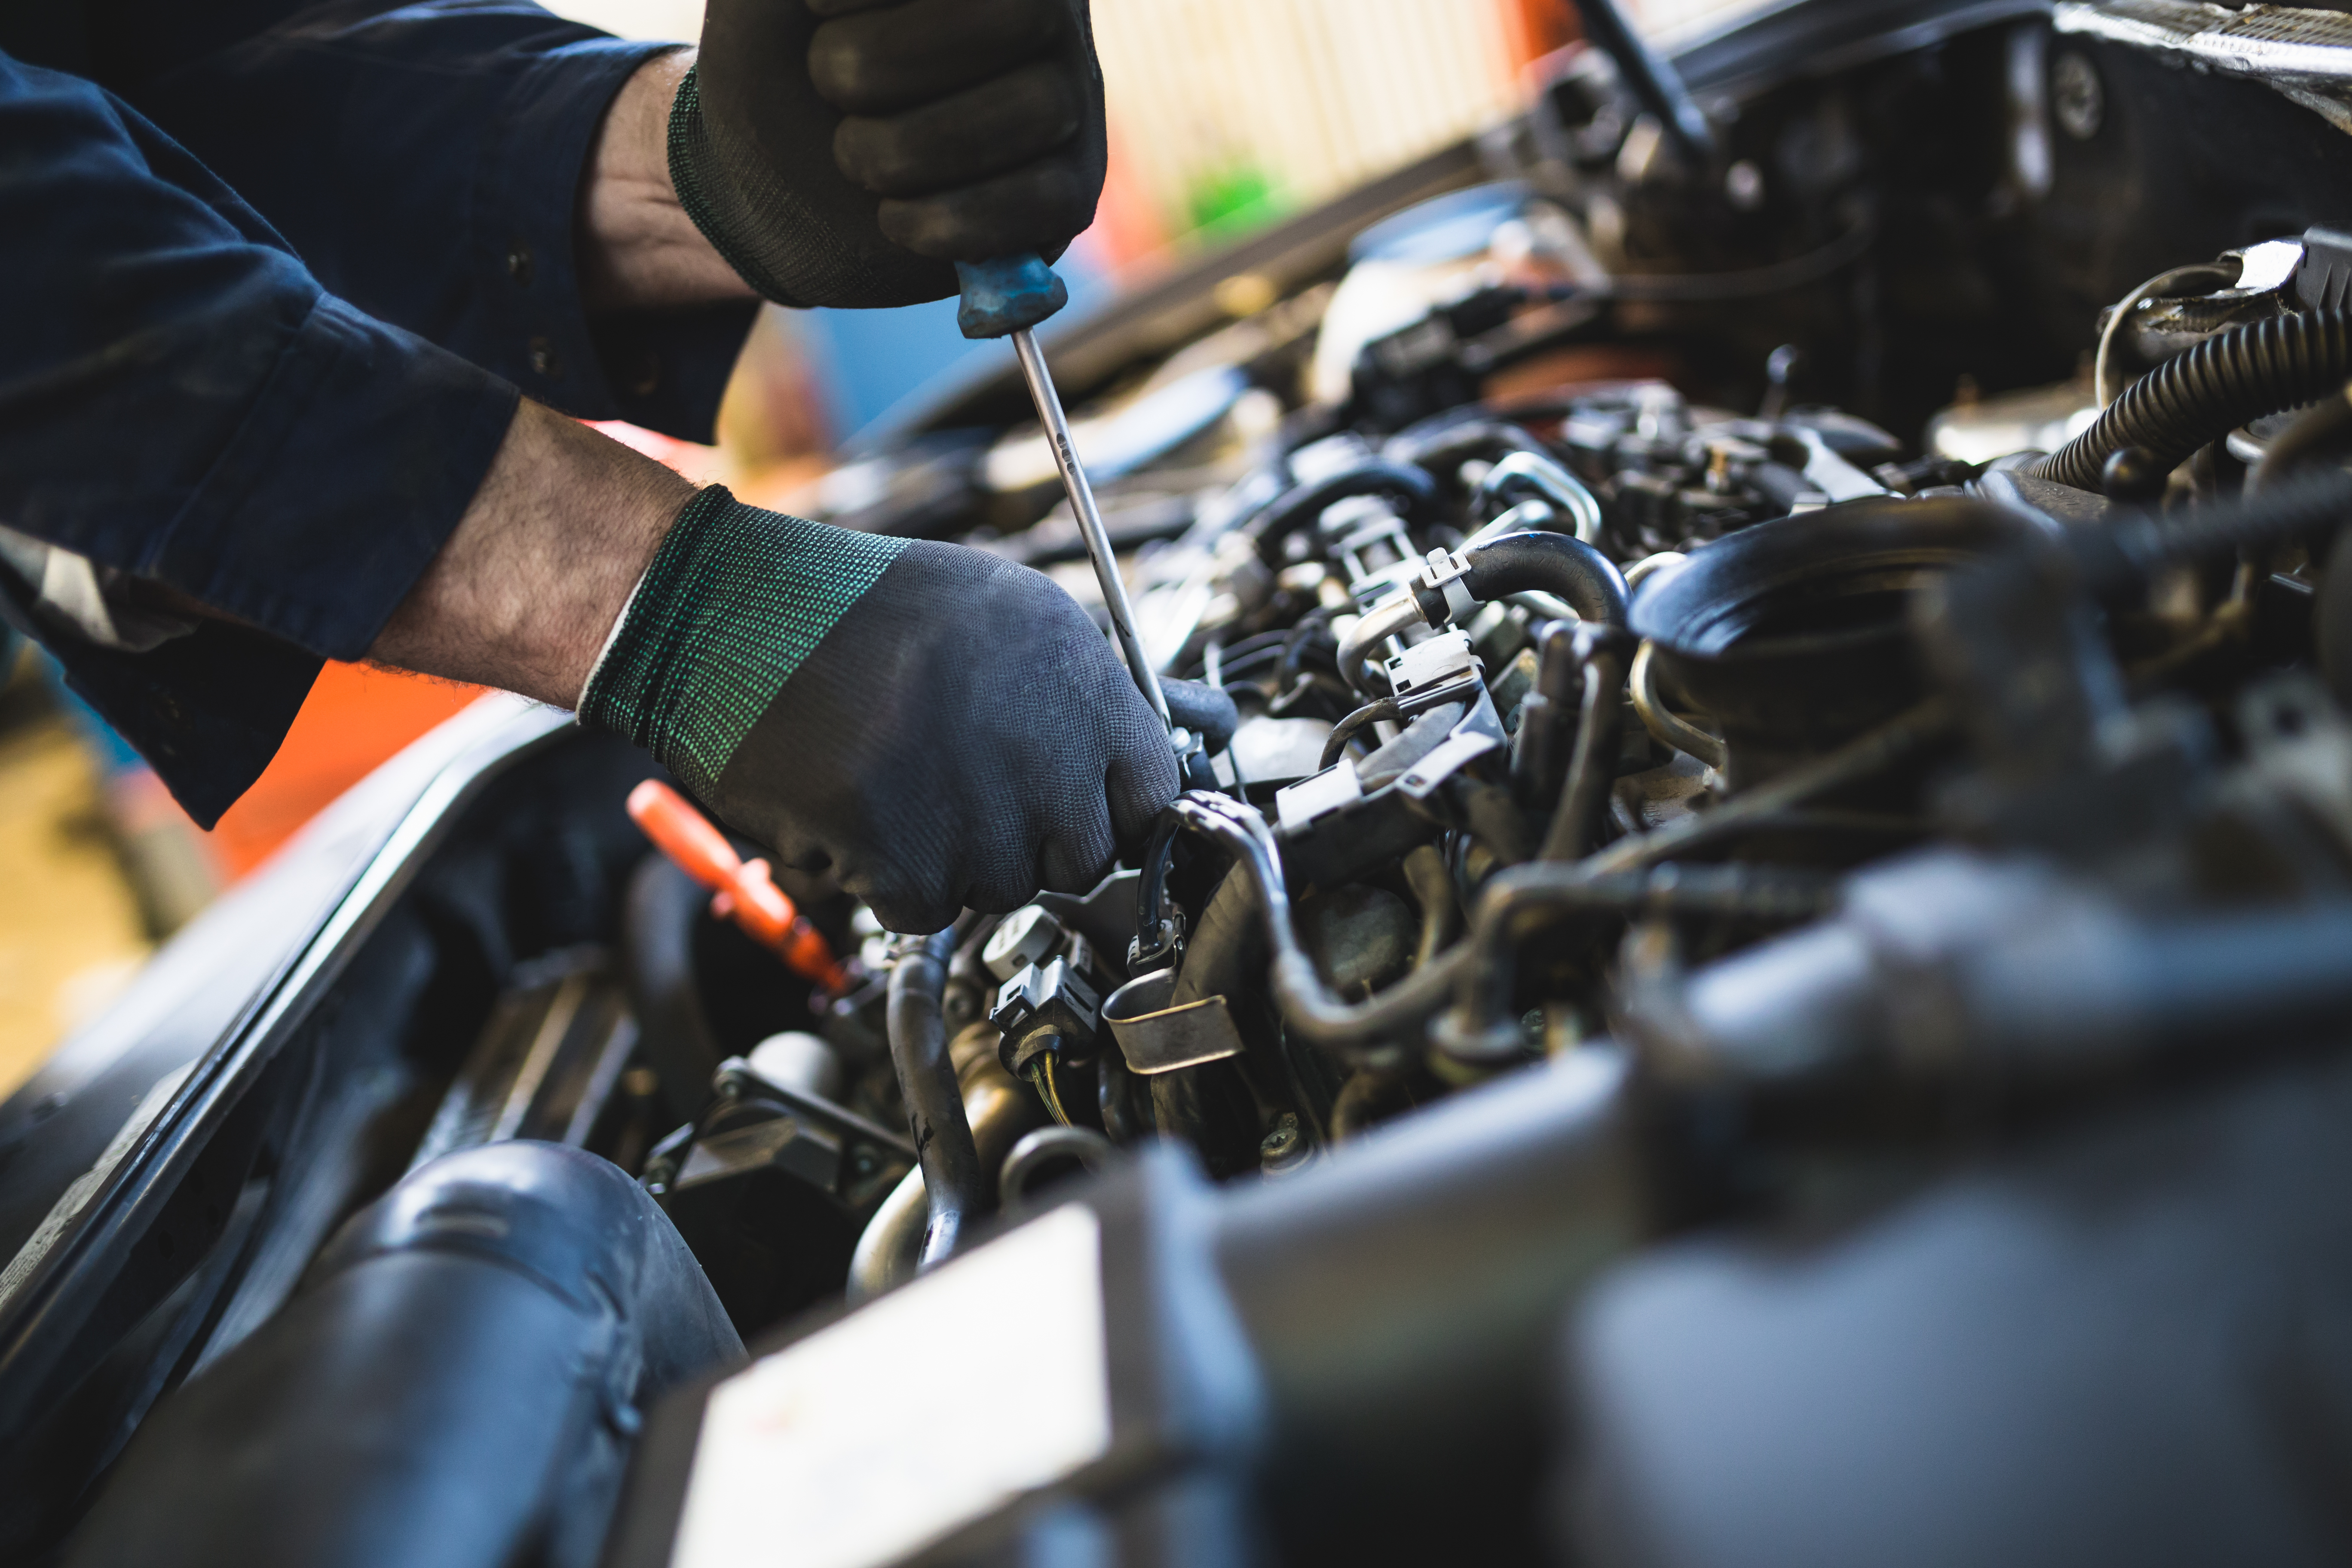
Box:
[850,1020,1047,1300]
[1629,639,1727,770]
[1537,637,1629,862]
[1321,697,1404,769]
[1474,450,1605,544]
[884,928,984,1268]
[1011,329,1174,732]
[1139,793,1470,1054]
[1335,594,1428,695]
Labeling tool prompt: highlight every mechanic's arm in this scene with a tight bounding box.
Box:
[576,49,749,312]
[113,3,755,441]
[370,398,1175,933]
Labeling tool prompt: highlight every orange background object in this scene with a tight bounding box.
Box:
[203,661,482,878]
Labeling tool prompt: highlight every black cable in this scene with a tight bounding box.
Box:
[1241,459,1440,563]
[2032,309,2352,492]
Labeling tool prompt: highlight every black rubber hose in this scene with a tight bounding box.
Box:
[885,927,983,1267]
[1162,677,1240,751]
[1417,530,1630,626]
[1383,420,1549,481]
[2030,309,2352,492]
[1243,459,1440,563]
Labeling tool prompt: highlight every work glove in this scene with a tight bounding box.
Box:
[671,0,1107,309]
[580,487,1174,934]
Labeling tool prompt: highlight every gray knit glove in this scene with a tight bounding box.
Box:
[581,488,1175,932]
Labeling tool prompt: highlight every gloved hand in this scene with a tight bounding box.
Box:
[580,487,1174,934]
[671,0,1106,309]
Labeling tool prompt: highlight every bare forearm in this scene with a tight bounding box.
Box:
[579,48,753,311]
[369,400,695,704]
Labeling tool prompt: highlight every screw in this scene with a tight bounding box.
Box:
[1260,1113,1311,1174]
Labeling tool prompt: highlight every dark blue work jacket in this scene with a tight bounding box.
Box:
[0,0,755,824]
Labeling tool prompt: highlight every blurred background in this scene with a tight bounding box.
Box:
[0,0,1764,1096]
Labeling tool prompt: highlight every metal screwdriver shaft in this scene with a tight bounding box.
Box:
[1008,327,1173,730]
[955,255,1175,738]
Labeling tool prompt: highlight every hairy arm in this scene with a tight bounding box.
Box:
[368,401,695,705]
[579,49,754,311]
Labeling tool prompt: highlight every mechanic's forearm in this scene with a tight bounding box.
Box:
[579,49,753,311]
[368,400,694,705]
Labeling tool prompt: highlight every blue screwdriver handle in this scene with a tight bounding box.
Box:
[954,254,1069,340]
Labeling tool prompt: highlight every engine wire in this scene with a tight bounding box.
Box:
[2092,262,2240,407]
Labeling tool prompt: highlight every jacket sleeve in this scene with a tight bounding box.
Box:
[101,0,757,443]
[0,51,520,825]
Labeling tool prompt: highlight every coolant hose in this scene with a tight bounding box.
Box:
[885,927,983,1267]
[1420,530,1629,627]
[1244,459,1440,562]
[2030,309,2352,492]
[1341,531,1632,697]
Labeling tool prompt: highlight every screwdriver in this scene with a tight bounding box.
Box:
[955,255,1175,738]
[625,778,852,995]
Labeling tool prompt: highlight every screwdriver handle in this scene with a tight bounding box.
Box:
[625,779,850,994]
[955,254,1069,340]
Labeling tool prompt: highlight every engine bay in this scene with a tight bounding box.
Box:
[17,2,2352,1562]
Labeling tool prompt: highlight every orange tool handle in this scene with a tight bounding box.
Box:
[626,779,851,993]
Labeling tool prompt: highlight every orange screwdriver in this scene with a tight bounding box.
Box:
[625,778,852,996]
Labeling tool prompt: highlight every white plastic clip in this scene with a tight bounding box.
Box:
[1421,548,1477,625]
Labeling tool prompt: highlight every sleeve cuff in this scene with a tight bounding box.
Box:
[478,39,754,442]
[150,294,519,662]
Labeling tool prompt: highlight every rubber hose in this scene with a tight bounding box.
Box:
[2071,466,2352,598]
[1422,531,1629,626]
[2031,309,2352,492]
[885,928,983,1268]
[1384,420,1549,480]
[1174,865,1266,1008]
[1245,459,1440,562]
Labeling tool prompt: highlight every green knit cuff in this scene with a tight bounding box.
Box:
[581,486,906,794]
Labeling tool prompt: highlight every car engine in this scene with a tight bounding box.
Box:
[16,2,2352,1565]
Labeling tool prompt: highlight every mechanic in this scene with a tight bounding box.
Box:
[0,0,1176,934]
